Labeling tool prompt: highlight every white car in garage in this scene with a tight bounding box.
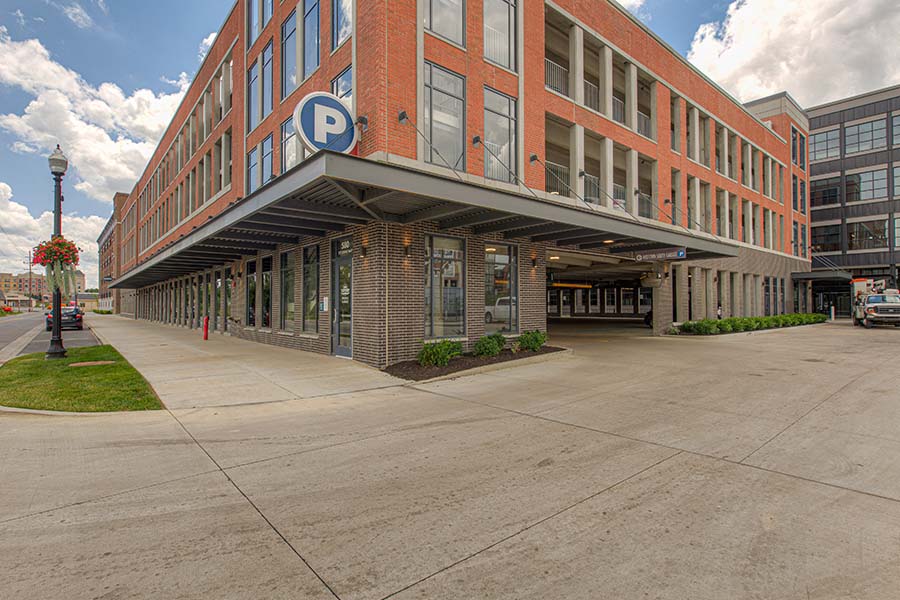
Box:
[485,296,514,324]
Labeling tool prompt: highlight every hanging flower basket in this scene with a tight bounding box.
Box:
[33,237,81,296]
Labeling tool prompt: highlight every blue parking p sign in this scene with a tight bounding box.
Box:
[293,92,357,154]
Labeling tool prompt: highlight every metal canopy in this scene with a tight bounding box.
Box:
[111,151,739,289]
[792,270,852,282]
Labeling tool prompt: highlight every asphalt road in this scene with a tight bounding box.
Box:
[0,312,43,354]
[0,311,99,357]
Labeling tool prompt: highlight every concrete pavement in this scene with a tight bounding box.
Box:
[3,316,900,599]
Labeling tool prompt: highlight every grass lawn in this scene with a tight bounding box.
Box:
[0,345,163,412]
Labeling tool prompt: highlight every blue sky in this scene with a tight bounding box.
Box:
[0,0,897,286]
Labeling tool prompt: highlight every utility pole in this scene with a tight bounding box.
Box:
[27,250,33,312]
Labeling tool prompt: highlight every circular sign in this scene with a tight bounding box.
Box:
[293,92,358,154]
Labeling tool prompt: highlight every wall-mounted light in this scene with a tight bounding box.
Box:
[361,245,368,258]
[549,255,561,261]
[485,246,497,253]
[403,244,411,258]
[531,257,538,268]
[603,239,615,244]
[356,115,369,132]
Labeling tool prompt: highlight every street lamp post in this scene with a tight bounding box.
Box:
[46,145,68,360]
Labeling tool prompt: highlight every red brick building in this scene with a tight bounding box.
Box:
[109,0,811,367]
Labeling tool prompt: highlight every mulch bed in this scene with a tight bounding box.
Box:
[384,346,566,381]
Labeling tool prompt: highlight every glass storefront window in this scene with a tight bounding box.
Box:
[848,220,889,251]
[302,246,318,333]
[638,288,652,314]
[604,288,617,314]
[484,244,517,333]
[425,235,465,337]
[261,256,272,328]
[621,288,635,313]
[246,260,257,326]
[280,251,295,330]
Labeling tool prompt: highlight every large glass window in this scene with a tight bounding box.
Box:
[792,221,799,256]
[261,256,272,328]
[280,251,295,330]
[282,12,297,99]
[333,0,352,49]
[424,62,466,171]
[248,0,259,43]
[247,60,259,130]
[247,147,259,194]
[798,133,806,170]
[810,129,839,161]
[246,259,257,326]
[483,87,516,182]
[894,115,900,146]
[621,288,635,313]
[811,225,841,252]
[303,0,320,79]
[262,135,273,183]
[484,0,515,70]
[331,66,352,108]
[846,169,888,202]
[791,128,798,165]
[281,117,303,173]
[262,42,273,118]
[425,235,465,338]
[895,218,900,249]
[425,0,464,46]
[484,244,517,334]
[845,119,887,154]
[811,177,841,208]
[801,224,807,258]
[792,174,798,211]
[848,220,889,250]
[302,245,319,333]
[263,0,273,28]
[800,180,806,214]
[895,166,900,197]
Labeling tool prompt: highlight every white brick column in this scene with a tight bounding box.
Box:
[689,106,700,161]
[570,124,585,199]
[599,46,613,118]
[570,25,584,104]
[626,148,639,215]
[600,136,614,208]
[625,62,638,130]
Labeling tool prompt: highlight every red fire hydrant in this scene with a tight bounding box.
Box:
[203,316,209,340]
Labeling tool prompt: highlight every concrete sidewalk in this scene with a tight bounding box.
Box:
[88,315,402,409]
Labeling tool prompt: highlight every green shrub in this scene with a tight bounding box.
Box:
[717,321,733,333]
[93,309,113,315]
[417,340,463,367]
[488,331,506,350]
[473,335,503,357]
[693,320,719,335]
[518,330,548,352]
[678,313,827,335]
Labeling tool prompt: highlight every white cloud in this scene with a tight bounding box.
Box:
[687,0,900,107]
[0,182,106,289]
[617,0,645,10]
[12,9,26,27]
[62,2,93,28]
[0,26,191,202]
[94,0,108,15]
[198,32,216,63]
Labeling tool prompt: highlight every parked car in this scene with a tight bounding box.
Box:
[856,294,900,329]
[484,297,514,324]
[46,306,84,331]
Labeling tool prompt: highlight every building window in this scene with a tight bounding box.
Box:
[247,60,259,130]
[845,119,887,154]
[263,0,273,29]
[484,244,517,334]
[247,147,259,193]
[810,129,839,161]
[425,235,465,338]
[848,220,889,251]
[894,115,900,146]
[303,0,320,79]
[423,62,466,171]
[260,256,272,328]
[280,251,295,330]
[800,180,806,214]
[281,117,304,173]
[621,288,635,313]
[895,166,900,197]
[846,169,888,202]
[811,177,841,208]
[331,66,352,108]
[801,224,807,258]
[281,12,297,99]
[484,0,515,70]
[811,225,841,252]
[248,0,259,43]
[262,135,274,183]
[792,221,799,256]
[262,42,273,119]
[333,0,352,49]
[798,133,806,169]
[895,217,900,249]
[791,127,797,165]
[302,245,319,333]
[246,259,257,326]
[792,174,798,211]
[425,0,464,46]
[483,87,516,182]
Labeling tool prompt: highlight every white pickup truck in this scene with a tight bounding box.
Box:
[855,294,900,328]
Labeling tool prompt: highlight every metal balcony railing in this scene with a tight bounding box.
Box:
[613,183,626,208]
[638,193,656,219]
[484,25,509,67]
[637,111,652,138]
[584,80,600,112]
[545,161,570,197]
[484,140,512,182]
[545,58,569,97]
[612,97,625,124]
[584,173,601,204]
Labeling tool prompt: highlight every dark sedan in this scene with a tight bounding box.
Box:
[46,307,84,331]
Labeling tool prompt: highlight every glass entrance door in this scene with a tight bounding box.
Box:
[332,238,353,357]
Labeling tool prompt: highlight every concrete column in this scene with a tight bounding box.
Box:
[599,46,613,118]
[690,176,701,230]
[626,148,639,215]
[689,267,704,321]
[600,137,614,208]
[706,269,717,319]
[722,128,730,177]
[625,62,638,130]
[689,106,700,161]
[195,276,202,328]
[570,25,584,104]
[746,201,754,244]
[743,274,753,317]
[671,96,681,153]
[721,271,731,318]
[652,265,673,335]
[743,143,751,186]
[722,191,731,238]
[570,124,585,200]
[649,81,658,140]
[673,263,690,323]
[755,275,764,317]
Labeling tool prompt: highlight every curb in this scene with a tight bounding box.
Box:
[408,347,573,385]
[0,404,157,417]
